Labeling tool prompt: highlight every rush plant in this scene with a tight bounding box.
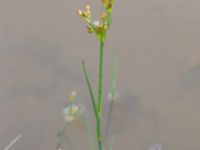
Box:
[78,1,115,150]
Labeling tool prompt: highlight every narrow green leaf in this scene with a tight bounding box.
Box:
[111,49,118,100]
[81,114,95,150]
[109,136,115,150]
[82,60,98,118]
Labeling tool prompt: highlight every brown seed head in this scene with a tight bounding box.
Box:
[86,4,90,10]
[87,25,94,33]
[102,0,107,6]
[78,4,91,19]
[100,12,107,22]
[78,9,83,16]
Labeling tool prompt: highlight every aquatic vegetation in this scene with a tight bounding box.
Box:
[105,50,119,148]
[78,1,114,42]
[62,91,84,122]
[79,0,116,150]
[57,91,95,150]
[57,0,117,150]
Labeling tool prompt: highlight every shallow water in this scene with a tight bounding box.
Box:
[1,0,200,150]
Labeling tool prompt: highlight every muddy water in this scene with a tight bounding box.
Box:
[1,0,200,150]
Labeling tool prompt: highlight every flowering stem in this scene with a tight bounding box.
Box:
[98,42,104,114]
[97,41,105,150]
[79,2,114,150]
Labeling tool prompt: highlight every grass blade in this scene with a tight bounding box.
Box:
[3,134,22,150]
[57,123,74,150]
[82,60,98,118]
[82,113,96,150]
[109,136,115,150]
[111,49,118,100]
[105,50,119,148]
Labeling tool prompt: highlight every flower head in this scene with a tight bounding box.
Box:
[63,103,83,122]
[78,4,91,22]
[78,4,110,42]
[63,91,84,122]
[93,20,100,27]
[101,0,115,13]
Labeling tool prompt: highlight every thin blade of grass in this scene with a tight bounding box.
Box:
[82,60,98,118]
[63,123,74,150]
[109,136,115,150]
[3,134,22,150]
[105,50,119,135]
[82,113,96,150]
[57,123,74,150]
[105,50,119,149]
[111,49,118,100]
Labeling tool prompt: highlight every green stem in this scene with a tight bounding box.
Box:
[82,114,95,150]
[98,42,104,113]
[97,115,103,150]
[97,42,105,150]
